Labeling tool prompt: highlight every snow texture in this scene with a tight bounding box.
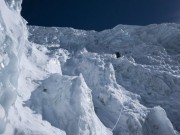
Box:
[28,24,180,135]
[0,0,180,134]
[0,0,27,133]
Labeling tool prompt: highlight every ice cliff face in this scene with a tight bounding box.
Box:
[0,0,27,133]
[0,0,180,134]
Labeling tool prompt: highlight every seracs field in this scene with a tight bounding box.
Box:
[0,0,180,135]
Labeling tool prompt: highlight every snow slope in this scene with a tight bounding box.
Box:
[0,0,180,134]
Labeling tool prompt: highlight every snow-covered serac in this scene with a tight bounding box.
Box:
[28,24,180,135]
[0,0,27,133]
[0,0,180,134]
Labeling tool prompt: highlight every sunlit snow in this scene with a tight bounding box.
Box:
[0,0,180,135]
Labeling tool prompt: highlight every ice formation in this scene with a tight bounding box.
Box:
[0,0,27,133]
[28,24,180,135]
[0,0,180,134]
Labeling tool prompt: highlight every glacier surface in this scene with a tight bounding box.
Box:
[0,0,180,134]
[28,24,180,135]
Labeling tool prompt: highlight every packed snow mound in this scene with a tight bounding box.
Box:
[27,74,112,135]
[143,106,176,135]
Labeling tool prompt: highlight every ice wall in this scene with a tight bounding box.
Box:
[5,0,22,12]
[0,0,27,133]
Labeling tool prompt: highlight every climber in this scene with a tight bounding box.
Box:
[115,52,122,58]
